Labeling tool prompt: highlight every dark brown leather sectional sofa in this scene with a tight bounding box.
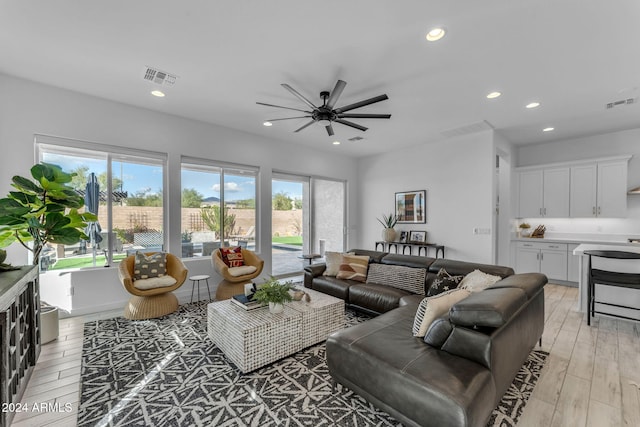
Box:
[304,249,547,427]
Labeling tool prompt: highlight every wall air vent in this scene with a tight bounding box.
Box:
[606,98,636,109]
[142,66,178,86]
[348,136,364,141]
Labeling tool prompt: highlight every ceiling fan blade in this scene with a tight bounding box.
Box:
[325,80,347,110]
[256,102,311,113]
[281,84,317,110]
[266,116,312,122]
[334,94,389,114]
[326,123,335,136]
[337,113,391,119]
[335,119,368,132]
[294,120,317,133]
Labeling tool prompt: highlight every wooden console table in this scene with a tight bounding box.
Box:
[0,266,41,427]
[375,241,445,258]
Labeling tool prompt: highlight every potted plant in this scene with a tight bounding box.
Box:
[518,223,531,238]
[377,213,398,242]
[0,163,96,343]
[252,276,293,314]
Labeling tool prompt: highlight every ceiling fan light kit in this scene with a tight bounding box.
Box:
[257,79,391,136]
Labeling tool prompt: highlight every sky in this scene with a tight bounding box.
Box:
[42,153,302,201]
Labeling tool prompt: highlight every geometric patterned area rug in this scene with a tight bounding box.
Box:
[78,302,548,427]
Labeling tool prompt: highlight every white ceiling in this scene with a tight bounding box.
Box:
[2,1,640,157]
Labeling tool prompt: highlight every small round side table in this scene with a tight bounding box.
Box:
[189,274,211,303]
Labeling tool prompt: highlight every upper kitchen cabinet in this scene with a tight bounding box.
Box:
[517,156,631,219]
[570,158,630,217]
[518,167,570,218]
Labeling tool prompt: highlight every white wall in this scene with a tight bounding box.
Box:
[0,73,359,314]
[356,129,497,264]
[515,128,640,237]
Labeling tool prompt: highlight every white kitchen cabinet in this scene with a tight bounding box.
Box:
[516,241,568,281]
[518,168,569,218]
[518,170,543,218]
[570,159,629,217]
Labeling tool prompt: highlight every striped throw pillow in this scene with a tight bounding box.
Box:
[412,288,471,337]
[366,264,426,295]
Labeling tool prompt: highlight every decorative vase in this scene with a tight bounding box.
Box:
[269,302,284,314]
[382,228,397,242]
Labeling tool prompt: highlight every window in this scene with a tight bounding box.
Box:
[181,158,257,258]
[36,136,166,270]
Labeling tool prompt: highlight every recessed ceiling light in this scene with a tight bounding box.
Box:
[543,127,554,132]
[263,121,273,127]
[332,141,341,145]
[426,27,446,42]
[151,90,165,97]
[486,91,502,99]
[526,102,540,109]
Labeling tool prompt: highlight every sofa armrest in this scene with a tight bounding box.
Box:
[303,263,327,288]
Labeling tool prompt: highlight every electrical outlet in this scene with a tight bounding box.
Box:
[479,228,491,235]
[473,228,479,235]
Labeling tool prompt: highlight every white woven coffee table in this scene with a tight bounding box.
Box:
[207,288,344,373]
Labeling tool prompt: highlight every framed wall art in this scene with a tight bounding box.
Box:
[395,190,426,223]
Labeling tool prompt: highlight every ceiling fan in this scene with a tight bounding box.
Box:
[257,79,391,136]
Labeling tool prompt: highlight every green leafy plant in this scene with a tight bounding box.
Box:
[0,163,96,266]
[252,276,294,305]
[377,213,398,229]
[519,223,531,229]
[200,205,236,238]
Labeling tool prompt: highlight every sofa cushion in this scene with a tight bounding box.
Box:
[349,283,412,314]
[449,287,527,328]
[486,273,547,299]
[380,253,436,269]
[133,251,167,280]
[133,275,177,290]
[459,269,502,293]
[412,288,471,337]
[366,263,426,295]
[228,265,257,277]
[310,276,356,301]
[427,268,464,296]
[348,249,387,263]
[323,251,354,276]
[428,259,514,279]
[336,254,370,282]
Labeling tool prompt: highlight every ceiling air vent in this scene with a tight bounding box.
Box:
[142,66,177,86]
[348,136,364,141]
[606,98,636,109]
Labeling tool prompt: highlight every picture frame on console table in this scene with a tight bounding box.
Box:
[395,190,426,223]
[409,230,427,243]
[399,231,408,243]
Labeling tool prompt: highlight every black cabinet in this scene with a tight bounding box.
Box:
[0,266,41,427]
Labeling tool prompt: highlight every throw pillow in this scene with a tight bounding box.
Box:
[412,288,471,337]
[427,268,464,297]
[459,269,502,293]
[133,251,167,280]
[220,246,245,267]
[366,264,426,295]
[133,275,177,290]
[336,254,370,282]
[323,251,354,276]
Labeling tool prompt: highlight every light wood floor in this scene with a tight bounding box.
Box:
[10,284,640,427]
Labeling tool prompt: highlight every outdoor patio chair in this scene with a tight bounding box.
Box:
[119,252,188,320]
[212,248,264,300]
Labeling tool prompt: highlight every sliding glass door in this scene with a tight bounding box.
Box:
[271,174,346,277]
[272,174,309,276]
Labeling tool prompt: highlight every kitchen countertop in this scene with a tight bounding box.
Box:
[512,235,640,246]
